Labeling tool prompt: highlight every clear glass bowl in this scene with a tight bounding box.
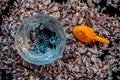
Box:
[14,14,66,65]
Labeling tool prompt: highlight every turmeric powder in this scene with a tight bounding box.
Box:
[73,26,110,44]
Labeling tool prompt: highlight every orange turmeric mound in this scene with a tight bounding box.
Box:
[73,26,110,44]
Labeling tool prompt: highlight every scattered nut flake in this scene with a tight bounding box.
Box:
[0,0,119,80]
[102,65,108,72]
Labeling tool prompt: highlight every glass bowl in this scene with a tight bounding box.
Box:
[14,14,66,65]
